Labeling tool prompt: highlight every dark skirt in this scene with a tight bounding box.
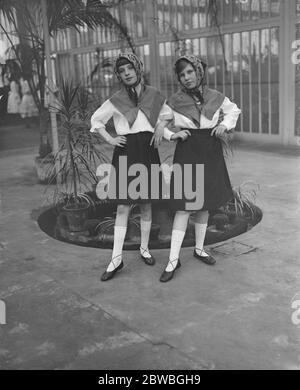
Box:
[109,131,161,204]
[169,128,233,211]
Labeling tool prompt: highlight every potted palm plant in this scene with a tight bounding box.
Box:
[0,0,134,183]
[50,78,108,233]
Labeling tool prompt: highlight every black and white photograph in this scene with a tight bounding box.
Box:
[0,0,299,374]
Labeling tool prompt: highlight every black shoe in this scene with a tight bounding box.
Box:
[159,259,181,283]
[140,247,155,266]
[193,249,216,265]
[101,261,124,281]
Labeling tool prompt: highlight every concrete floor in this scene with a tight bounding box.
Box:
[0,134,300,369]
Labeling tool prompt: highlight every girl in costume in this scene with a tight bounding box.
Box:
[90,53,179,281]
[154,55,241,282]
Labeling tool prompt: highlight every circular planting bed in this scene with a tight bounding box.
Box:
[38,197,263,250]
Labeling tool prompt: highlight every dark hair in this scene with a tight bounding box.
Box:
[175,59,194,76]
[116,57,132,72]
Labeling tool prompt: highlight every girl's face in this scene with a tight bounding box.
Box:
[117,63,138,86]
[178,63,198,90]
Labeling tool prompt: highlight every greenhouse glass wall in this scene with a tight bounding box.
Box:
[51,0,300,146]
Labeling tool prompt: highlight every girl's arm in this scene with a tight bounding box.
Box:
[219,97,241,131]
[90,99,113,134]
[212,97,241,137]
[151,102,175,147]
[90,100,126,147]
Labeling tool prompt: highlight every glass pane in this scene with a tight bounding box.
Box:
[224,34,232,99]
[207,36,216,87]
[295,24,300,136]
[251,0,260,20]
[183,0,191,30]
[169,0,178,31]
[223,0,232,24]
[196,0,206,28]
[191,0,199,28]
[159,42,175,98]
[164,0,171,32]
[270,28,279,135]
[261,0,270,18]
[232,0,241,23]
[141,0,148,37]
[159,43,166,97]
[199,37,208,64]
[241,0,250,21]
[157,0,164,35]
[176,0,184,31]
[215,37,224,90]
[241,31,250,133]
[261,29,270,134]
[134,1,145,38]
[270,0,280,16]
[192,38,200,55]
[251,30,260,133]
[232,33,241,125]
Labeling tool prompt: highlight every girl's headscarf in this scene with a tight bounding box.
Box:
[114,53,144,87]
[169,55,225,123]
[174,55,207,103]
[114,53,144,105]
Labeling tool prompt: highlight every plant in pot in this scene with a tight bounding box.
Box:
[73,85,111,192]
[223,181,261,224]
[50,79,101,233]
[0,0,135,183]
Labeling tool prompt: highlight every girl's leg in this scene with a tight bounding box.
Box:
[194,210,209,256]
[194,210,215,264]
[139,202,153,261]
[106,204,130,272]
[165,211,190,271]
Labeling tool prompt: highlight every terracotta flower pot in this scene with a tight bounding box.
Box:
[58,203,90,232]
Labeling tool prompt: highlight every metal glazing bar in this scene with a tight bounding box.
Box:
[239,31,243,132]
[189,0,193,29]
[268,27,272,134]
[214,36,217,88]
[222,34,226,95]
[249,30,253,133]
[258,29,262,134]
[230,33,234,100]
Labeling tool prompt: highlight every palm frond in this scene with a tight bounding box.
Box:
[0,0,17,24]
[46,0,135,51]
[230,181,260,219]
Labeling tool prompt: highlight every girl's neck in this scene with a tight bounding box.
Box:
[134,83,142,96]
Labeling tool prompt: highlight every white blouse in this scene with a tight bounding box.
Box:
[164,96,241,140]
[90,99,174,139]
